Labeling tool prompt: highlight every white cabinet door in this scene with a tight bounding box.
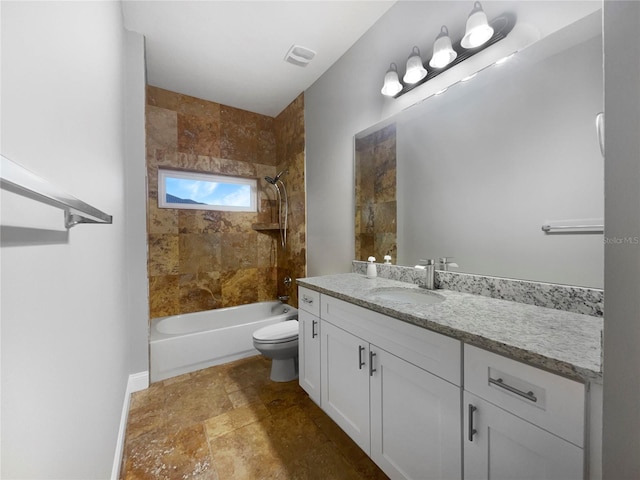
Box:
[298,310,321,405]
[370,347,461,480]
[464,392,583,480]
[321,320,371,454]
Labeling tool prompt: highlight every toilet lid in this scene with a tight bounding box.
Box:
[253,320,299,342]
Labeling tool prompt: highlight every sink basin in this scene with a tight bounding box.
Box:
[367,287,445,306]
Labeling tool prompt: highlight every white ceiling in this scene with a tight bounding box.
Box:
[122,1,396,117]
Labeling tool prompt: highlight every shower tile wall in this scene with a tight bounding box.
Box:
[274,94,306,308]
[355,123,397,263]
[145,86,305,318]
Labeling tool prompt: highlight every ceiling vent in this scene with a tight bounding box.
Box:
[284,45,316,67]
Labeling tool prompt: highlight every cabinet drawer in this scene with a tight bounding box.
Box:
[464,344,585,447]
[298,286,320,316]
[322,294,461,385]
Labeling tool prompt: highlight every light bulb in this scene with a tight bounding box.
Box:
[429,26,457,69]
[381,63,403,97]
[403,47,427,84]
[461,2,494,49]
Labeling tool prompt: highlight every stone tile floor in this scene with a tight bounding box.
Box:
[120,355,389,479]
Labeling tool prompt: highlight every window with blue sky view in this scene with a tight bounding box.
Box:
[158,169,257,212]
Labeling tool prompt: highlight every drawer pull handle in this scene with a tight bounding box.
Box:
[311,319,318,339]
[358,345,365,369]
[302,296,314,305]
[468,404,477,442]
[489,377,538,403]
[370,351,377,376]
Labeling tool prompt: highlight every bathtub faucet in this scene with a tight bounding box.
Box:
[278,295,290,304]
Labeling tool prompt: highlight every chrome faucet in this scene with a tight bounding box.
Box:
[276,295,290,313]
[438,257,459,271]
[417,259,436,290]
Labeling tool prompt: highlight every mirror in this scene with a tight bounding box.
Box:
[355,11,603,288]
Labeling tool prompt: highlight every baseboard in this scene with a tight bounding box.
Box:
[128,371,150,393]
[111,371,149,480]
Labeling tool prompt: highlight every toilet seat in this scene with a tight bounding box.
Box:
[253,320,298,344]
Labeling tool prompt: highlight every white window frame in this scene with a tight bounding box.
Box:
[158,168,257,212]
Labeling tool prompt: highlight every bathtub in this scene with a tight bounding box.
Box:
[150,301,298,382]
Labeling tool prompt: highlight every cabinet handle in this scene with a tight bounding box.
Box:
[468,404,477,442]
[302,295,314,305]
[369,351,377,376]
[312,319,318,339]
[358,345,365,369]
[489,377,538,403]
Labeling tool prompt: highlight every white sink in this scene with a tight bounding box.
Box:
[367,287,445,306]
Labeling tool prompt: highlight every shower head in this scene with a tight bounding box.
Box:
[274,169,287,182]
[265,169,287,185]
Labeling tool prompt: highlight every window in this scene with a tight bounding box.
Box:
[158,169,257,212]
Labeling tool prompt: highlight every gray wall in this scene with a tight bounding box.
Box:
[305,0,601,277]
[123,30,151,374]
[1,2,147,477]
[603,1,640,478]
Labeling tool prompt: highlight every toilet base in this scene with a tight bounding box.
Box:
[270,356,298,382]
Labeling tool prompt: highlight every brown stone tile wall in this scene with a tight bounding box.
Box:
[355,123,397,263]
[274,94,306,308]
[146,86,305,319]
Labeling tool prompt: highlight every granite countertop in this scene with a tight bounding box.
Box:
[297,273,603,383]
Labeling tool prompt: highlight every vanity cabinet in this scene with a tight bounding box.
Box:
[298,287,321,405]
[463,345,585,480]
[321,294,462,480]
[298,283,593,480]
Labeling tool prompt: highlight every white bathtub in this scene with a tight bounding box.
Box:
[150,301,298,382]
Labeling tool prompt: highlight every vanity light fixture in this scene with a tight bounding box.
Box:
[429,26,457,69]
[381,63,403,97]
[461,2,494,49]
[403,47,428,84]
[380,7,515,99]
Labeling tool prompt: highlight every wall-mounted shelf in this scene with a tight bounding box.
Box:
[251,222,280,231]
[0,154,113,229]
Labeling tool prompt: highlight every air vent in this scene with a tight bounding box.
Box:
[284,45,316,67]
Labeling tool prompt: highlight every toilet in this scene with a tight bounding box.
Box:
[252,320,299,382]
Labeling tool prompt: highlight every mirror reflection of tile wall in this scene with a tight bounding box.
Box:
[354,124,397,263]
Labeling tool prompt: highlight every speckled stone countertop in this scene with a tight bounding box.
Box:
[297,273,603,383]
